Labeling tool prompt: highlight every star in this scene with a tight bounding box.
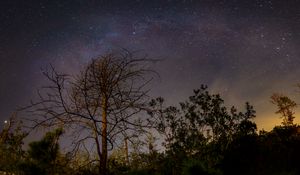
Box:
[0,0,299,132]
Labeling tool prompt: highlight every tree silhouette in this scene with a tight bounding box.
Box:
[24,50,156,174]
[24,128,64,175]
[0,114,27,174]
[149,85,256,174]
[271,93,297,126]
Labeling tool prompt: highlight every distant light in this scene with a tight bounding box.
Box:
[4,120,8,124]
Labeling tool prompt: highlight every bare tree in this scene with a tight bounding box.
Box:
[271,93,297,126]
[23,50,156,174]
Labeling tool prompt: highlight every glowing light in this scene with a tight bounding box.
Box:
[4,120,8,124]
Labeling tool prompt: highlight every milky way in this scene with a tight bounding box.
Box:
[0,0,300,130]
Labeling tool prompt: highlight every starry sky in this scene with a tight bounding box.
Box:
[0,0,300,130]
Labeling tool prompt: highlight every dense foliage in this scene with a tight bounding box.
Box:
[1,86,300,174]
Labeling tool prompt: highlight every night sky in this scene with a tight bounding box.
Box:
[1,0,300,130]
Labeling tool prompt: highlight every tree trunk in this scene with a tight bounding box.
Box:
[100,97,108,175]
[124,137,129,165]
[95,135,102,174]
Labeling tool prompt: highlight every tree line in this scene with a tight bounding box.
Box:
[1,50,300,175]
